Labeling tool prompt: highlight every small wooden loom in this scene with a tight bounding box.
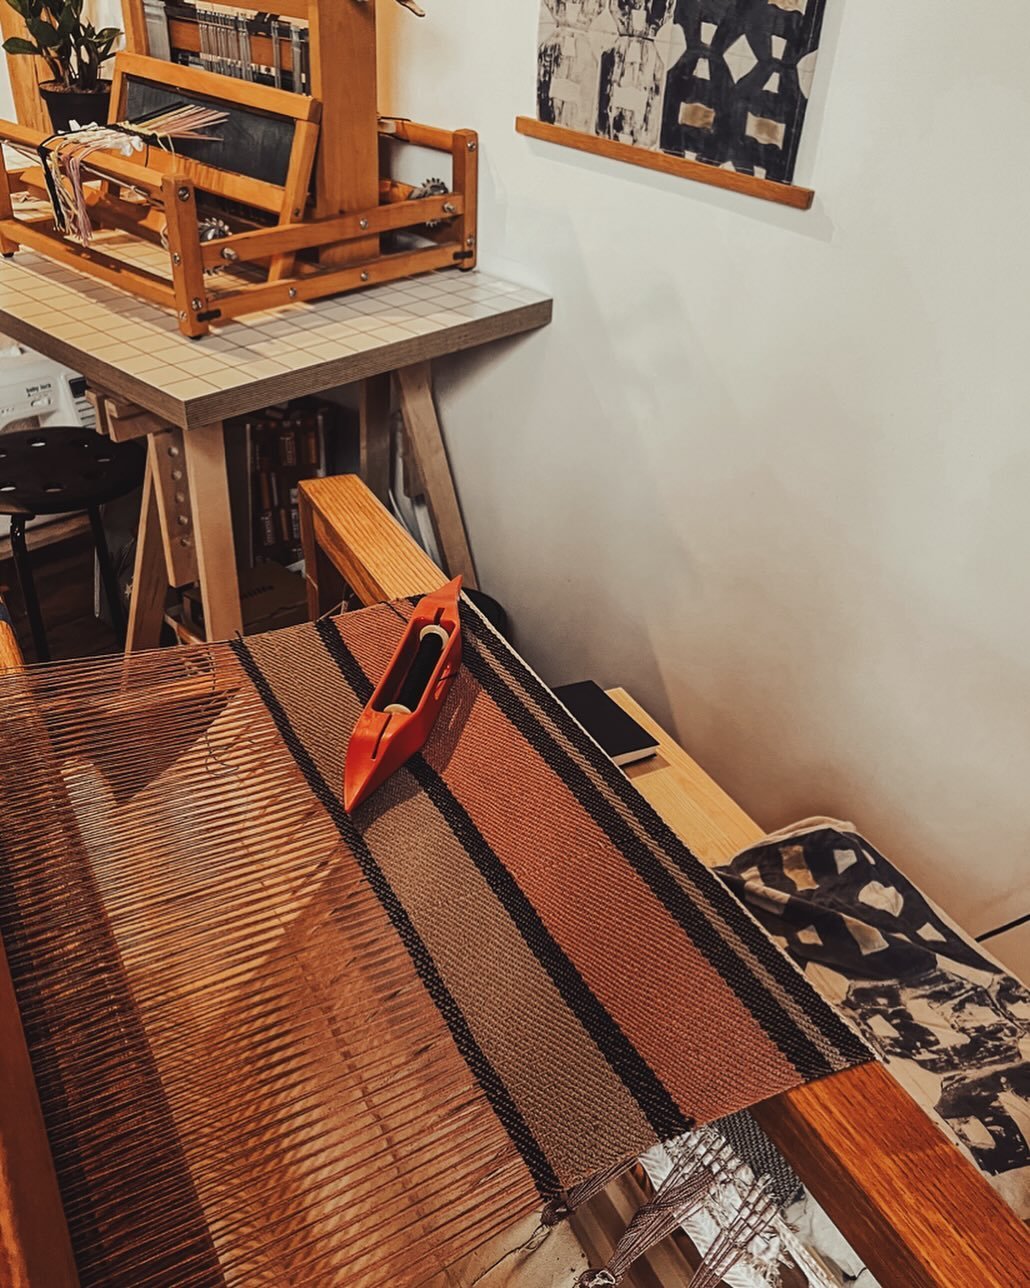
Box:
[0,0,478,336]
[1,481,1029,1288]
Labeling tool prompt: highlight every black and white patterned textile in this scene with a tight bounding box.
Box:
[536,0,827,184]
[716,821,1030,1220]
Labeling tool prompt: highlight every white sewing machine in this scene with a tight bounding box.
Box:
[0,340,96,539]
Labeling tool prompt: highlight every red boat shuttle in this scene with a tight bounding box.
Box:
[343,576,463,811]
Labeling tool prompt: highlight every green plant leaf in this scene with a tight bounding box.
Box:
[4,0,120,86]
[1,35,40,55]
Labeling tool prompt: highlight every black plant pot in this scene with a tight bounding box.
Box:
[39,82,111,133]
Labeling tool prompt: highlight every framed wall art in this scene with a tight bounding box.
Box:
[516,0,828,210]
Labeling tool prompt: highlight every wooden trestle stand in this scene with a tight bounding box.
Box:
[0,0,477,337]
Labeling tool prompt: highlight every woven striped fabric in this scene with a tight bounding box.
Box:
[0,597,870,1286]
[236,600,871,1191]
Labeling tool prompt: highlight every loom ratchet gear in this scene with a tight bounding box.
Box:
[343,576,463,811]
[410,176,450,226]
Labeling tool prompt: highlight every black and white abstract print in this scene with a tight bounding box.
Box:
[717,824,1030,1218]
[537,0,827,184]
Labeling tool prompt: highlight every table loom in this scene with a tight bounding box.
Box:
[0,483,1028,1287]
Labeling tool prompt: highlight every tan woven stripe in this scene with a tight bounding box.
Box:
[418,668,802,1121]
[463,618,855,1069]
[335,607,816,1120]
[361,770,658,1184]
[336,605,805,1119]
[246,623,658,1187]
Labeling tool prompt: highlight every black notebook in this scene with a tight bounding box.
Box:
[553,680,659,767]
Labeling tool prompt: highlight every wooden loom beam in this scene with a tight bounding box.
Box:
[198,194,464,269]
[307,0,379,264]
[0,931,79,1288]
[0,216,176,307]
[0,598,23,674]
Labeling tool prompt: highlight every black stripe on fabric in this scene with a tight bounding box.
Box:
[229,635,560,1199]
[315,617,692,1143]
[461,610,871,1077]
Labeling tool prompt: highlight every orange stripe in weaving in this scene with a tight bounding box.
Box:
[335,610,802,1123]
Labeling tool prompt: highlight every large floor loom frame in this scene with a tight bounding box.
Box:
[0,479,1027,1287]
[0,0,477,336]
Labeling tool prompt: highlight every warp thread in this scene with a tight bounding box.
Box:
[465,1220,551,1286]
[541,1153,638,1228]
[27,103,227,245]
[689,1180,779,1288]
[576,1129,781,1287]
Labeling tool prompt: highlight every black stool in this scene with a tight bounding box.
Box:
[0,428,145,662]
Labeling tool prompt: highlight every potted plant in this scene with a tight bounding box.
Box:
[2,0,121,133]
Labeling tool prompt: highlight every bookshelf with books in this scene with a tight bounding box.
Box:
[174,396,359,639]
[235,396,358,571]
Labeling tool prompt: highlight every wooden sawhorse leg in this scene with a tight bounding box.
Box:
[125,422,242,651]
[125,450,167,652]
[359,372,392,505]
[395,362,478,590]
[182,422,243,641]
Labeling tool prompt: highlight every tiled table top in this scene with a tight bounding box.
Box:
[0,245,552,429]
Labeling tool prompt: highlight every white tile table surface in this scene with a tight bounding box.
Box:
[0,248,552,428]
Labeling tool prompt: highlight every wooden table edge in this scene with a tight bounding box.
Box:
[0,290,552,431]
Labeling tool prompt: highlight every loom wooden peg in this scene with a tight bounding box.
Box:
[343,575,462,811]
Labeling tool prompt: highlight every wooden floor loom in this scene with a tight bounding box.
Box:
[0,476,1028,1287]
[0,0,477,336]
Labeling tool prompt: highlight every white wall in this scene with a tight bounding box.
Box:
[377,1,1030,953]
